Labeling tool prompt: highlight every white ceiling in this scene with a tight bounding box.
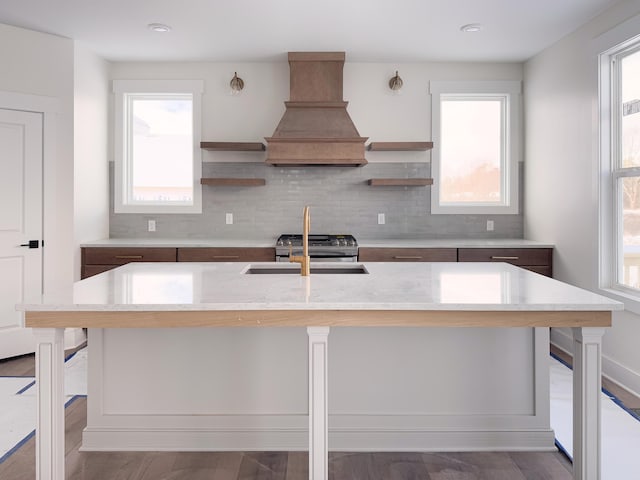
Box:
[0,0,624,62]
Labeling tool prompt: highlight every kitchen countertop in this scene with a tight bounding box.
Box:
[358,239,554,248]
[81,238,553,249]
[22,261,617,316]
[80,238,275,248]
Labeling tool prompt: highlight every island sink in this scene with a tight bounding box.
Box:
[243,264,368,275]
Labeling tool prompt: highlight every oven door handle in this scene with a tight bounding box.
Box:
[311,252,350,258]
[287,250,355,258]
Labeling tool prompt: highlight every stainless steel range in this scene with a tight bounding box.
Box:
[275,234,358,262]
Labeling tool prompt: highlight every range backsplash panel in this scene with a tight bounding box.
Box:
[109,162,523,240]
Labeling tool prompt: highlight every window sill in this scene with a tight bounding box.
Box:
[598,287,639,316]
[114,204,202,215]
[430,205,519,215]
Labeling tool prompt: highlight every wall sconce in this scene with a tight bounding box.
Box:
[388,70,403,93]
[229,72,245,96]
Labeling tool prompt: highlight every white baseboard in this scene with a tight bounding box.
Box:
[550,328,640,399]
[81,426,555,452]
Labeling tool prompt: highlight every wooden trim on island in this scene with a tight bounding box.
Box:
[200,178,266,186]
[366,142,433,151]
[367,178,433,186]
[200,142,266,151]
[25,309,612,329]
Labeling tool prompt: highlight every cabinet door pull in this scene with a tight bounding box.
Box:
[490,256,519,260]
[213,255,240,259]
[114,255,144,260]
[393,256,423,260]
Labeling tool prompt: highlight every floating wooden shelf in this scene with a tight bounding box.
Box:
[200,178,266,186]
[367,178,433,186]
[366,142,433,151]
[200,142,266,151]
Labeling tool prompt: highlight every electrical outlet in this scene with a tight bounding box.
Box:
[226,213,233,225]
[148,220,156,232]
[378,213,385,225]
[486,220,494,231]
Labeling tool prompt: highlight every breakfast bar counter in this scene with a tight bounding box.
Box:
[20,261,621,480]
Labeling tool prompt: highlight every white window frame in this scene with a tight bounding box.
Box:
[429,81,521,215]
[113,79,203,214]
[598,27,640,314]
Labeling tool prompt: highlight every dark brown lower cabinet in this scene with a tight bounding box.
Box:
[359,247,553,277]
[177,247,275,262]
[358,247,457,262]
[458,248,553,277]
[81,246,276,279]
[82,246,552,279]
[81,247,178,279]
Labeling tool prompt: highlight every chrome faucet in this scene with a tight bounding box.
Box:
[290,206,311,276]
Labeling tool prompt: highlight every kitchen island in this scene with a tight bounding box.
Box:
[21,261,620,480]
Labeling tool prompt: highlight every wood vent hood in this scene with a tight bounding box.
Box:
[265,52,368,167]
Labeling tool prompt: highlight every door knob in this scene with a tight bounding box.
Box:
[19,240,40,249]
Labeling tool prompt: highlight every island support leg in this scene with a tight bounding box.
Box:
[34,328,65,480]
[572,327,605,480]
[307,327,329,480]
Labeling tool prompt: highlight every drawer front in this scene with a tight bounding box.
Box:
[82,247,177,265]
[520,265,552,277]
[458,248,552,267]
[81,264,118,279]
[358,247,457,262]
[178,247,276,262]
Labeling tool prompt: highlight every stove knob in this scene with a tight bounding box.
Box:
[277,239,284,246]
[286,240,292,246]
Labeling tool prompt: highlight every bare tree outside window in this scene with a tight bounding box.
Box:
[130,96,193,203]
[619,49,640,288]
[440,98,504,204]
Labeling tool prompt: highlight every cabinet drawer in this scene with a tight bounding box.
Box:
[81,264,118,279]
[520,265,552,277]
[358,247,457,262]
[178,247,275,262]
[458,248,552,267]
[82,247,177,265]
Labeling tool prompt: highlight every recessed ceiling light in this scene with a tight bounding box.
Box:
[148,23,171,33]
[460,23,482,33]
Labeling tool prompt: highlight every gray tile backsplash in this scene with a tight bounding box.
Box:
[109,162,523,240]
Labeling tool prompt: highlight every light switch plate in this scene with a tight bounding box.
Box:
[378,213,385,225]
[486,220,494,231]
[148,220,156,232]
[226,213,233,225]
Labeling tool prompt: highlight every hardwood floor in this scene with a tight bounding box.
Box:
[2,420,575,480]
[0,345,594,479]
[550,345,640,410]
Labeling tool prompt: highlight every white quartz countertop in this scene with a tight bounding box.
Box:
[358,239,554,248]
[81,238,553,249]
[21,262,620,313]
[80,238,275,248]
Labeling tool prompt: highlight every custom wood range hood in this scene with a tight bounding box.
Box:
[265,52,368,166]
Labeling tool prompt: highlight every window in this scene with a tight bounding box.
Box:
[113,80,203,213]
[600,38,640,302]
[429,81,521,214]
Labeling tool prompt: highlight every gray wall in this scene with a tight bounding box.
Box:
[110,162,523,240]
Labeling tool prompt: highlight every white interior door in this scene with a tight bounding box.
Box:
[0,108,43,359]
